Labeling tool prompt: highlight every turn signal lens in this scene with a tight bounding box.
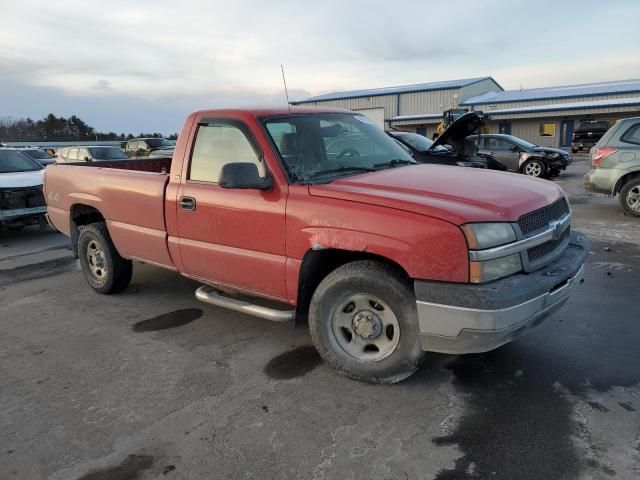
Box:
[470,253,522,283]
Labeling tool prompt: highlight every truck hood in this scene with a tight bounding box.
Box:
[308,164,564,225]
[0,170,44,189]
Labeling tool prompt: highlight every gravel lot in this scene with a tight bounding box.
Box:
[1,155,639,480]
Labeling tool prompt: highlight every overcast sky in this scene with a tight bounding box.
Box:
[1,0,639,134]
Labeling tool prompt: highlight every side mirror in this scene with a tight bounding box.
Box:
[84,156,90,162]
[219,162,272,190]
[511,146,519,152]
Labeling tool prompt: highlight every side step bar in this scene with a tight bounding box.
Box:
[195,285,295,322]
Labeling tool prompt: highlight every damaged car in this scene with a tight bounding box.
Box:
[0,149,47,230]
[388,112,506,171]
[472,133,572,178]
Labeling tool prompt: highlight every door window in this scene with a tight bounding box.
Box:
[67,148,79,161]
[486,138,513,150]
[188,123,261,183]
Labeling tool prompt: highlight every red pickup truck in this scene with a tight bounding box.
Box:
[44,107,589,383]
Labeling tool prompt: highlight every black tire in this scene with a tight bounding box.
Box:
[77,222,132,294]
[619,178,640,217]
[521,158,546,178]
[308,260,425,384]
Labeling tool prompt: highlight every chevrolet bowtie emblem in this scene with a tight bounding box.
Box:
[549,219,563,240]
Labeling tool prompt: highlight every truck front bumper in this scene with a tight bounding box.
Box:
[0,206,48,226]
[414,231,589,354]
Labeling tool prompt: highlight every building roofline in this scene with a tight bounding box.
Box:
[462,79,640,105]
[480,97,640,115]
[291,77,499,104]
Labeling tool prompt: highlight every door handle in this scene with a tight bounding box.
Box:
[179,196,196,211]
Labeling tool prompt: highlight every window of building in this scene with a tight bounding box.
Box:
[189,123,261,183]
[539,122,556,137]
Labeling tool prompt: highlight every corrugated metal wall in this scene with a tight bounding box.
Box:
[397,89,461,117]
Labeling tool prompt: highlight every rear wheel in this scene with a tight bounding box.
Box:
[522,158,546,178]
[308,261,425,383]
[620,178,640,217]
[78,223,132,294]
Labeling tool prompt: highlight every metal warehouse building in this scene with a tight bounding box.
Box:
[291,77,640,149]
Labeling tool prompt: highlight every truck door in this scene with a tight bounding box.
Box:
[175,120,288,300]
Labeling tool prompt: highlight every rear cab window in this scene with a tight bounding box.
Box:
[188,122,262,183]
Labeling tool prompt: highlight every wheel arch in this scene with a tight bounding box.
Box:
[613,170,640,196]
[294,248,411,326]
[69,203,106,257]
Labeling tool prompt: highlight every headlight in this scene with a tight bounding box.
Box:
[470,253,522,283]
[461,223,517,249]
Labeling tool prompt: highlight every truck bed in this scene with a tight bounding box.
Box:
[64,157,172,173]
[44,159,174,269]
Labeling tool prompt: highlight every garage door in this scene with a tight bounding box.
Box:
[353,107,386,129]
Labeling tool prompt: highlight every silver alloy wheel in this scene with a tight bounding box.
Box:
[86,240,106,280]
[627,185,640,213]
[524,161,543,177]
[331,293,401,362]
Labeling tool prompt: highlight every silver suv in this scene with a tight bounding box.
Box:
[584,116,640,217]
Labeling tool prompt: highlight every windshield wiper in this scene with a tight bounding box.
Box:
[373,159,416,169]
[313,166,376,176]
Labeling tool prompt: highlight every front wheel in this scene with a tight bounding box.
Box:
[78,223,132,294]
[620,178,640,217]
[522,158,546,178]
[309,261,425,383]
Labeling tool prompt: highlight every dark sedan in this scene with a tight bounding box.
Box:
[471,134,572,178]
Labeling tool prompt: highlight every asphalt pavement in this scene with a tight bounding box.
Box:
[1,154,639,480]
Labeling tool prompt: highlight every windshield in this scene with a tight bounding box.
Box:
[146,138,173,148]
[21,149,53,160]
[89,147,129,160]
[0,150,43,173]
[394,132,433,152]
[505,135,536,149]
[264,113,414,183]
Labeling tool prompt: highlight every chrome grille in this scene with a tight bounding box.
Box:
[527,228,570,262]
[518,198,570,235]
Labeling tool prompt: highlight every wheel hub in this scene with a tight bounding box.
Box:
[352,310,382,339]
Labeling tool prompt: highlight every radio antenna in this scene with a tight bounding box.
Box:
[281,64,291,113]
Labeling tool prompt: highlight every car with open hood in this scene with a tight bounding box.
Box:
[388,112,506,171]
[471,133,572,178]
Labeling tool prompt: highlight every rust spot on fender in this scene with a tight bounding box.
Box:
[309,231,367,252]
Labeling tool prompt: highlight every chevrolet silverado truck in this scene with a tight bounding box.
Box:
[44,107,589,383]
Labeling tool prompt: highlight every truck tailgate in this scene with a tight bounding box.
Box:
[45,164,174,269]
